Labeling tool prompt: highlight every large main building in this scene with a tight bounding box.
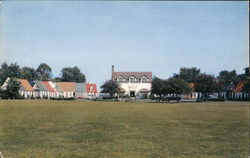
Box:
[111,65,152,97]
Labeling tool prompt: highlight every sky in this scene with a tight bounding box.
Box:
[0,1,249,88]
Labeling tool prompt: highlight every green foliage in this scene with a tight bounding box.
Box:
[195,73,218,94]
[53,77,62,82]
[142,94,148,99]
[123,94,130,98]
[164,78,192,95]
[50,97,76,100]
[243,78,250,94]
[175,67,200,83]
[151,77,165,95]
[101,80,120,97]
[36,63,52,81]
[149,93,155,99]
[60,66,86,83]
[21,67,38,81]
[217,70,240,91]
[0,62,22,85]
[0,78,21,99]
[151,77,192,96]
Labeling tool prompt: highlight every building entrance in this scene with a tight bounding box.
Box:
[130,91,135,97]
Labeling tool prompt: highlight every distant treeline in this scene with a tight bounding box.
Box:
[0,62,86,85]
[151,67,250,98]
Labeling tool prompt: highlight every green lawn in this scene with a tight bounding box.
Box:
[0,100,248,158]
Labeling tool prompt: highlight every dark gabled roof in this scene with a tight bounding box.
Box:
[34,80,48,91]
[75,83,86,92]
[112,72,152,82]
[29,81,35,87]
[227,83,235,91]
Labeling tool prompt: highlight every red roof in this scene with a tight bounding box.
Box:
[42,81,55,92]
[86,83,97,93]
[17,79,33,91]
[233,81,244,92]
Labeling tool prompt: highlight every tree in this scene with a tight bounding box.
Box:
[53,77,62,82]
[60,66,86,83]
[21,67,38,81]
[242,67,250,95]
[151,77,165,96]
[164,78,192,95]
[0,62,22,85]
[243,78,250,94]
[151,77,192,97]
[175,67,201,83]
[101,80,120,98]
[36,63,52,81]
[217,70,239,84]
[195,73,218,98]
[0,78,21,99]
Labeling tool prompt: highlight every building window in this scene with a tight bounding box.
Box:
[129,76,137,83]
[141,76,149,83]
[117,76,125,83]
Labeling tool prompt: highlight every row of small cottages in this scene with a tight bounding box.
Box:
[1,77,97,99]
[180,81,248,99]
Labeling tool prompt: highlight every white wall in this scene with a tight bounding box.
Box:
[120,83,151,95]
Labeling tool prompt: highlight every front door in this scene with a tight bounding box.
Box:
[130,91,135,97]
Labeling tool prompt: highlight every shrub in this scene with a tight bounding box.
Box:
[149,93,155,100]
[50,97,75,101]
[142,94,148,99]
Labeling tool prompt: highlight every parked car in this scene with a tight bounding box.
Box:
[207,95,218,99]
[135,95,145,99]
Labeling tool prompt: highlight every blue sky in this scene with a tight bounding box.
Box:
[1,1,249,88]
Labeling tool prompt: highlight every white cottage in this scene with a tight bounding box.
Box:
[111,65,152,97]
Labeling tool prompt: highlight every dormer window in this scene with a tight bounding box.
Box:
[129,76,137,83]
[141,76,149,83]
[117,76,125,83]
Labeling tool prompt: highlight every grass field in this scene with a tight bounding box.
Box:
[0,100,249,158]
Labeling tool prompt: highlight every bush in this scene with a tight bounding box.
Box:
[149,93,155,100]
[197,97,225,102]
[50,97,75,101]
[121,94,130,98]
[228,97,250,101]
[142,94,148,99]
[208,98,225,102]
[196,98,205,102]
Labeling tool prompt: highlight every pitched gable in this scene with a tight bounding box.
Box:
[17,79,33,91]
[233,81,244,92]
[75,83,86,92]
[112,72,152,82]
[86,84,97,93]
[42,81,55,92]
[57,82,76,91]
